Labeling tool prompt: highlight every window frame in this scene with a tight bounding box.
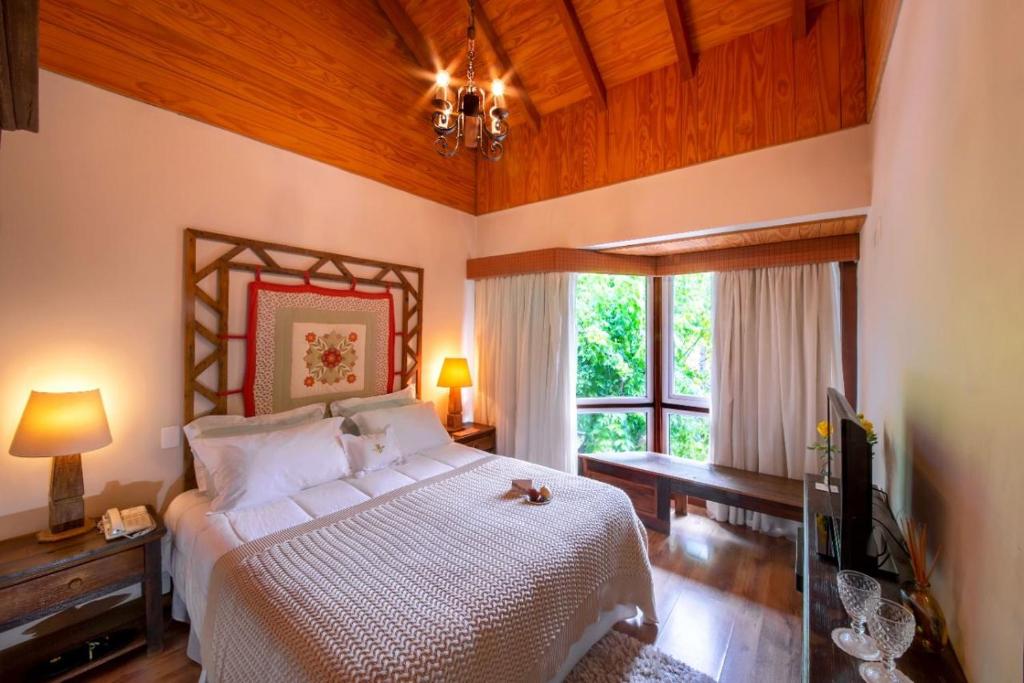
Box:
[575,276,654,407]
[662,273,712,411]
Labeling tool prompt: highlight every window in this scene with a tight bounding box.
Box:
[574,272,712,460]
[668,273,713,404]
[665,410,711,462]
[575,274,651,451]
[577,410,650,454]
[663,273,713,461]
[576,274,650,401]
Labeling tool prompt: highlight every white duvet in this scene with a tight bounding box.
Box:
[164,442,645,678]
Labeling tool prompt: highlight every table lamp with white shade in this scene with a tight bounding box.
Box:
[9,389,112,542]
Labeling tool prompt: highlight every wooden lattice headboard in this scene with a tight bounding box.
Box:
[183,228,424,489]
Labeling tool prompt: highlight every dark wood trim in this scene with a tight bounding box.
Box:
[662,0,695,79]
[0,0,40,132]
[467,235,860,280]
[552,0,607,108]
[654,235,860,275]
[792,0,809,39]
[603,216,865,257]
[467,248,655,279]
[474,3,541,129]
[184,228,424,488]
[662,401,709,414]
[577,401,653,410]
[143,539,163,653]
[651,277,665,452]
[839,261,858,406]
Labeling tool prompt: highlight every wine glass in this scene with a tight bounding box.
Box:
[860,599,916,682]
[832,570,882,660]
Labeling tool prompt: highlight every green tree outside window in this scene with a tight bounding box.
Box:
[575,273,713,461]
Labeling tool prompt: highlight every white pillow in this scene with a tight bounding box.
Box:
[329,385,416,418]
[183,404,326,491]
[351,402,451,457]
[192,417,351,513]
[340,428,403,476]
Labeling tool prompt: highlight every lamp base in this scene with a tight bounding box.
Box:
[39,453,90,544]
[446,386,464,430]
[37,517,96,543]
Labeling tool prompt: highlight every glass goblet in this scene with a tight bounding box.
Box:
[860,599,916,683]
[832,570,882,660]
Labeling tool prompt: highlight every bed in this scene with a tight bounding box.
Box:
[172,230,657,682]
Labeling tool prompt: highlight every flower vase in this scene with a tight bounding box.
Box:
[900,580,949,652]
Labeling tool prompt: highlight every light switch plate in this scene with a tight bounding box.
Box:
[161,426,181,449]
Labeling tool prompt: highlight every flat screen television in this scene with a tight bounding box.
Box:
[825,387,875,572]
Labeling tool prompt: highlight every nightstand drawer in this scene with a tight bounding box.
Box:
[0,547,144,628]
[462,433,495,452]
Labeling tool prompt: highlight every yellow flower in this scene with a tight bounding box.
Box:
[860,418,875,435]
[816,421,831,438]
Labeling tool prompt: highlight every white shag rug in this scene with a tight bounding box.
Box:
[565,630,715,683]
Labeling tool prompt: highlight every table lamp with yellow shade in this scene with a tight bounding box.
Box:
[437,357,472,430]
[9,389,112,542]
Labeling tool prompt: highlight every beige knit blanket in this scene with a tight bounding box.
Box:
[201,456,657,683]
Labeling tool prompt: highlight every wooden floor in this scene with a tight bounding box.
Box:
[85,505,801,682]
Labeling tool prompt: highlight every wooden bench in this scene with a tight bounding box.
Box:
[579,451,803,534]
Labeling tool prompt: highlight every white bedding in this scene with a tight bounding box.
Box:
[165,442,644,679]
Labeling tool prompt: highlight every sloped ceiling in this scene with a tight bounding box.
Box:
[38,0,881,215]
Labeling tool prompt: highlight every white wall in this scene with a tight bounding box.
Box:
[476,126,872,255]
[860,1,1024,680]
[0,72,476,537]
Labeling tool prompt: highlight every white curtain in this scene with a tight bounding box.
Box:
[474,273,577,472]
[709,263,843,534]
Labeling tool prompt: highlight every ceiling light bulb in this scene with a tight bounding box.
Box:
[435,70,451,88]
[491,79,505,97]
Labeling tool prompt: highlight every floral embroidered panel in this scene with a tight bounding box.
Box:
[243,281,395,416]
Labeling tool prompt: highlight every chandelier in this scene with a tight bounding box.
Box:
[431,0,509,161]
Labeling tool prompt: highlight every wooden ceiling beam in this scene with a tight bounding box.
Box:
[553,0,607,108]
[474,3,542,130]
[792,0,809,39]
[376,0,434,71]
[663,0,695,79]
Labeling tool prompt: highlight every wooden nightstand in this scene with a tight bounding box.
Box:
[0,507,165,681]
[448,422,496,453]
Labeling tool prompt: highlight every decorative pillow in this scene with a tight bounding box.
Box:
[329,385,416,418]
[351,401,451,457]
[183,404,326,492]
[339,428,403,476]
[191,417,351,513]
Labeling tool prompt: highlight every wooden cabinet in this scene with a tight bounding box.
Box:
[0,508,165,681]
[449,422,496,453]
[0,548,144,627]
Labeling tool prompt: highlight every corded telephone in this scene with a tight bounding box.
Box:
[99,506,156,541]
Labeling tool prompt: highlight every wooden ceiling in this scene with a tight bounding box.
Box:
[37,0,896,215]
